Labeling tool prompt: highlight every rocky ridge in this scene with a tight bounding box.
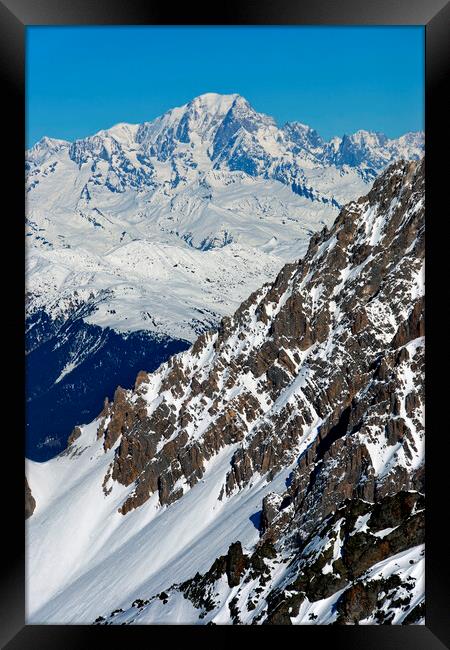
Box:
[91,158,424,624]
[95,492,424,625]
[86,158,424,522]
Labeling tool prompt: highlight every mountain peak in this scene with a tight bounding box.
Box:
[343,130,387,145]
[94,122,140,147]
[185,93,243,122]
[188,92,240,108]
[29,135,69,151]
[40,135,69,146]
[27,135,70,164]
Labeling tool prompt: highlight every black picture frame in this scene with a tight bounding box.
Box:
[1,0,449,647]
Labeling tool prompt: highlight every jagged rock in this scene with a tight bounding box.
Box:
[134,370,149,389]
[336,581,383,624]
[391,298,424,349]
[368,491,423,532]
[261,493,283,534]
[103,387,132,451]
[25,476,36,519]
[67,426,82,447]
[226,542,248,587]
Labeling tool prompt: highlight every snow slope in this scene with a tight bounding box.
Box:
[26,426,295,622]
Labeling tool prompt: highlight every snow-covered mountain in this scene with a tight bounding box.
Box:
[26,92,423,338]
[26,158,425,625]
[25,93,423,458]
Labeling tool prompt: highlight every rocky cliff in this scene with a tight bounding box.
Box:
[89,158,424,522]
[25,476,36,519]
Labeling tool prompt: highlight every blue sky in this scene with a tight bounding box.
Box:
[26,26,424,147]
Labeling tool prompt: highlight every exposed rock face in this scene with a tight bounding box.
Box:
[86,159,423,524]
[69,158,423,625]
[67,426,82,447]
[25,476,36,519]
[95,492,424,625]
[226,542,248,587]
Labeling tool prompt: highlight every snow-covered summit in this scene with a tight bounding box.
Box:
[27,92,423,181]
[27,136,70,165]
[326,129,424,179]
[25,92,424,340]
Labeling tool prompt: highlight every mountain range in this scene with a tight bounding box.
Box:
[25,93,424,459]
[26,157,425,625]
[26,92,424,338]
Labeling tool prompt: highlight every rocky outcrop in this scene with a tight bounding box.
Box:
[94,491,424,625]
[25,476,36,519]
[67,426,82,447]
[226,542,248,587]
